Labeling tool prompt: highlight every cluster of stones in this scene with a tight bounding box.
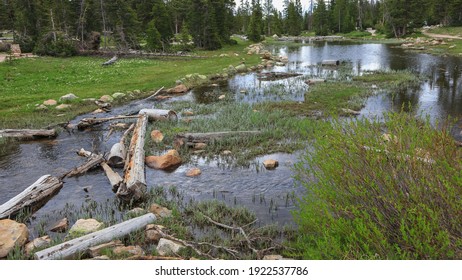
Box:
[401,37,457,50]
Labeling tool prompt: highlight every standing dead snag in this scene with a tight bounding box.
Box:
[108,124,135,167]
[0,175,63,219]
[117,114,148,202]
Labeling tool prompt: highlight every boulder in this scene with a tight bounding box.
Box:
[150,130,164,143]
[149,203,172,219]
[43,99,57,106]
[82,98,97,103]
[145,149,182,170]
[50,218,68,233]
[227,65,237,75]
[219,53,229,57]
[55,104,71,110]
[168,84,189,94]
[156,238,185,256]
[263,159,279,170]
[0,219,29,258]
[133,89,141,94]
[145,225,162,243]
[127,207,146,217]
[69,219,103,236]
[113,245,144,257]
[261,51,272,60]
[59,93,78,102]
[99,95,114,103]
[24,236,51,255]
[235,64,247,73]
[112,92,126,99]
[186,168,202,177]
[194,143,207,150]
[35,104,48,111]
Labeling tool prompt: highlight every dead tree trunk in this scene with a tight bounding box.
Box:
[108,124,134,167]
[116,114,148,202]
[101,162,123,192]
[65,150,104,178]
[175,131,261,147]
[0,129,57,140]
[77,115,139,130]
[34,213,156,260]
[139,109,177,122]
[0,175,63,219]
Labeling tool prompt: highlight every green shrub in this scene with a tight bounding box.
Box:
[292,113,462,259]
[34,32,78,57]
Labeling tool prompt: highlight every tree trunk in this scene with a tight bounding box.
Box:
[107,124,134,167]
[77,115,139,130]
[101,162,123,192]
[116,114,148,202]
[34,213,156,260]
[65,151,104,178]
[175,131,261,146]
[139,109,178,122]
[0,129,57,140]
[0,175,63,219]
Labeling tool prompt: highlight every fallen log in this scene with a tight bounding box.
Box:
[65,150,104,178]
[0,175,63,219]
[175,131,261,146]
[108,124,135,167]
[102,55,118,66]
[117,114,148,202]
[143,87,165,101]
[0,129,57,140]
[305,78,326,85]
[34,213,156,260]
[101,162,123,192]
[256,72,302,81]
[321,60,340,66]
[77,115,139,130]
[139,109,178,122]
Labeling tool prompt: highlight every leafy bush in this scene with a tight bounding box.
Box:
[292,113,462,259]
[34,32,78,57]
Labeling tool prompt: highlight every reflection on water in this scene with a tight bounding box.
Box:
[2,41,462,233]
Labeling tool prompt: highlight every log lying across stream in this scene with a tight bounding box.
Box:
[77,115,140,130]
[34,213,156,260]
[116,114,148,202]
[108,124,135,167]
[0,129,57,140]
[0,175,63,219]
[175,131,262,147]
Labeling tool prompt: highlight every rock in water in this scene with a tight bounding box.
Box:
[186,168,202,177]
[263,159,279,170]
[145,150,182,170]
[50,218,68,233]
[0,219,29,258]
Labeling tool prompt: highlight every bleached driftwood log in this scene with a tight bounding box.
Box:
[321,60,340,66]
[116,114,148,202]
[34,213,156,260]
[77,115,139,130]
[139,109,177,122]
[305,78,326,85]
[0,129,57,140]
[175,131,261,147]
[102,55,118,66]
[108,124,134,167]
[0,175,63,219]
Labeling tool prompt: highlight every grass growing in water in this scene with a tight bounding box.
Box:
[291,113,462,259]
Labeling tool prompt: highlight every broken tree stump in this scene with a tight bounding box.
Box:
[108,124,135,167]
[0,129,57,140]
[139,109,178,122]
[0,175,63,219]
[117,114,148,202]
[34,213,156,260]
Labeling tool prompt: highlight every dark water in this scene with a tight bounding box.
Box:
[2,41,462,235]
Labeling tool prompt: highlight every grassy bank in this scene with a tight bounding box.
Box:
[291,113,462,259]
[0,39,260,128]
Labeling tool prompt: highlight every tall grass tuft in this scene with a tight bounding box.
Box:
[292,113,462,259]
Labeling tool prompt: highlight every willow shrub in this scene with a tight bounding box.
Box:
[292,113,462,259]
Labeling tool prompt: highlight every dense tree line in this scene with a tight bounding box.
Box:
[0,0,461,55]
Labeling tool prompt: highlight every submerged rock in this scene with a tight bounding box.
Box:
[0,219,29,258]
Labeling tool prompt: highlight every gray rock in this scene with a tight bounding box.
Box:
[235,64,247,73]
[156,238,185,256]
[69,219,103,236]
[59,93,78,102]
[112,92,126,99]
[55,104,71,110]
[0,219,29,258]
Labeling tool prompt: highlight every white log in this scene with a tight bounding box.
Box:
[117,114,148,201]
[176,131,261,145]
[321,60,340,66]
[77,115,139,130]
[139,109,177,122]
[101,162,123,192]
[0,175,63,219]
[34,213,156,260]
[107,124,134,167]
[305,78,326,85]
[0,129,57,140]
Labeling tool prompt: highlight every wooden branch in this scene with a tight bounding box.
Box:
[34,213,156,260]
[139,109,178,122]
[77,115,139,130]
[0,129,57,140]
[101,162,123,192]
[65,150,104,178]
[143,87,165,101]
[176,131,261,145]
[0,175,63,219]
[108,124,134,167]
[117,114,148,202]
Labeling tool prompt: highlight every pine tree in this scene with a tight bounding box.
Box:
[313,0,329,35]
[247,0,263,42]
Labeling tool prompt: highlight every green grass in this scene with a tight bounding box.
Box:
[0,39,261,128]
[290,113,462,259]
[426,26,462,36]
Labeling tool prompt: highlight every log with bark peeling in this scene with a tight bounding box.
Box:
[0,129,57,140]
[108,124,134,167]
[117,114,148,202]
[175,131,261,147]
[0,175,63,219]
[34,213,156,260]
[76,115,139,130]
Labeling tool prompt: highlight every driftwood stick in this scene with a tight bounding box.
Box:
[144,87,165,100]
[65,149,104,178]
[117,114,148,202]
[77,115,139,130]
[0,129,57,140]
[34,213,156,260]
[0,175,63,219]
